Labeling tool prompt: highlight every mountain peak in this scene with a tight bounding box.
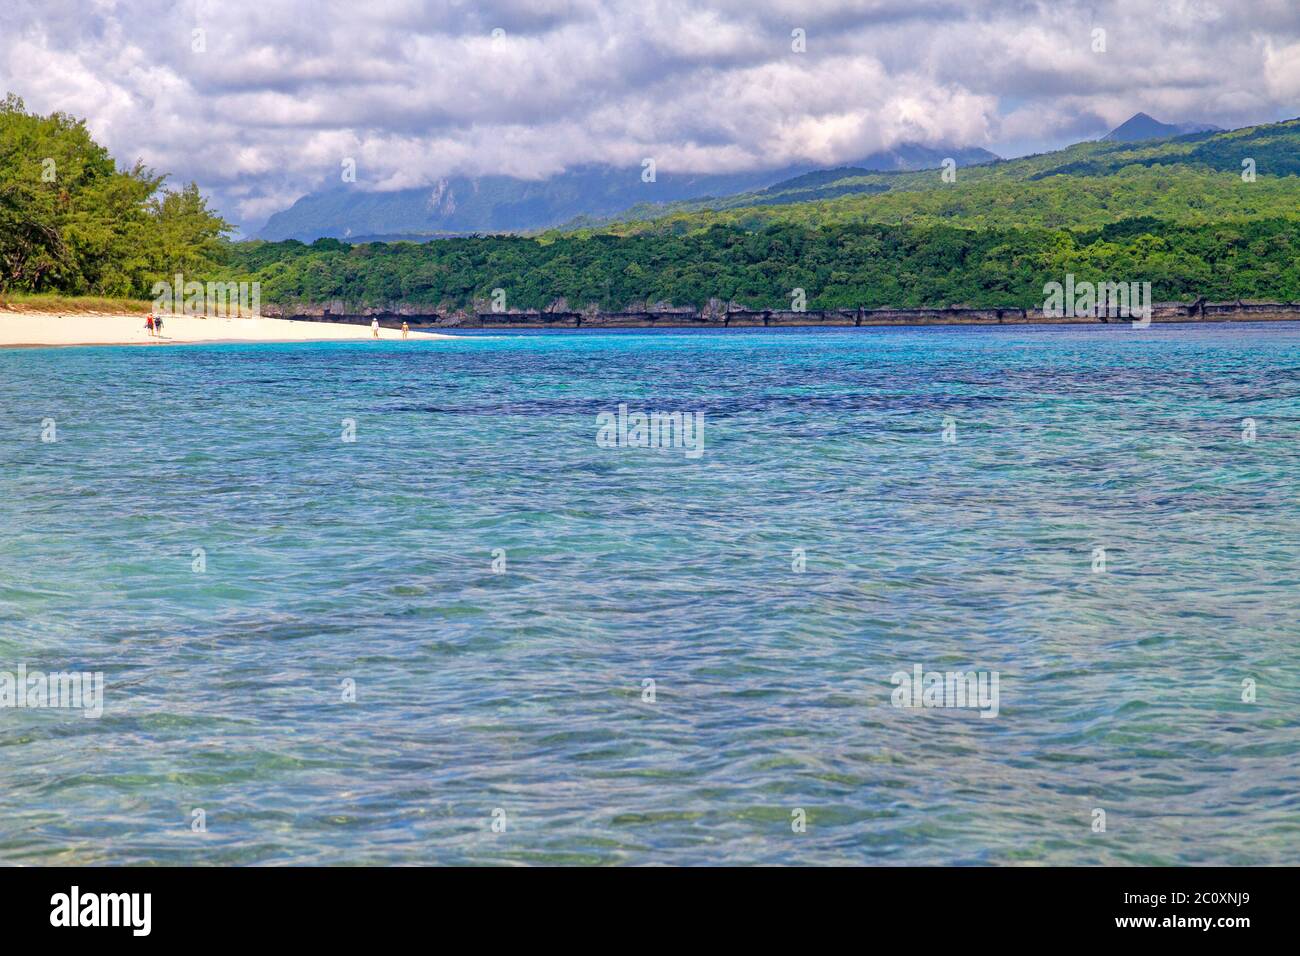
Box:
[1103,112,1222,143]
[255,145,1001,242]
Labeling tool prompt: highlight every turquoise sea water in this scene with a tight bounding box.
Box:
[1,323,1297,865]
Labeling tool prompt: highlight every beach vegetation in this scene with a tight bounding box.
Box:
[0,93,230,298]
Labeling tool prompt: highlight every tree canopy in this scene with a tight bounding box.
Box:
[0,93,230,297]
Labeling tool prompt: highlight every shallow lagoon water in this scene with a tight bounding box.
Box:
[1,323,1297,864]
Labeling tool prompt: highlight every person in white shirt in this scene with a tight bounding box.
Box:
[371,317,380,338]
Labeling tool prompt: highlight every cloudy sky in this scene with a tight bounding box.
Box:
[4,0,1299,232]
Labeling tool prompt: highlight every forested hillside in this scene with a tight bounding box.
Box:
[224,218,1300,312]
[562,118,1300,235]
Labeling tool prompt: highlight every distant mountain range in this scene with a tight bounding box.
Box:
[255,144,1000,242]
[553,112,1239,231]
[254,114,1233,243]
[552,113,1300,237]
[1102,112,1222,142]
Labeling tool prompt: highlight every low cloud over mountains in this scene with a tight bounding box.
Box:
[4,0,1299,232]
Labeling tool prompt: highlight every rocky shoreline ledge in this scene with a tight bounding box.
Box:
[265,299,1300,330]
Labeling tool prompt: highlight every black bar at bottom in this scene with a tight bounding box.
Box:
[0,866,1284,941]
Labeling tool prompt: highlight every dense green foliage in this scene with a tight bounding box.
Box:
[0,94,229,296]
[226,217,1300,311]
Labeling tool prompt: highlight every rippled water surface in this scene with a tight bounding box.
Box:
[1,323,1297,865]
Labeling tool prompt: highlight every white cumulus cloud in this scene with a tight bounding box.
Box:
[1,0,1297,231]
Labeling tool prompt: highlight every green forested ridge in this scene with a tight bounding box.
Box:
[550,119,1300,233]
[566,118,1300,236]
[225,217,1300,311]
[5,95,1300,312]
[0,94,229,297]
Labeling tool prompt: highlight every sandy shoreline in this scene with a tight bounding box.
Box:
[0,311,453,348]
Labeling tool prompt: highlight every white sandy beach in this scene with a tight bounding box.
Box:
[0,311,451,347]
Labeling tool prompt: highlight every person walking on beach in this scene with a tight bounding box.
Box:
[145,313,155,337]
[153,312,163,338]
[371,317,380,339]
[401,321,409,339]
